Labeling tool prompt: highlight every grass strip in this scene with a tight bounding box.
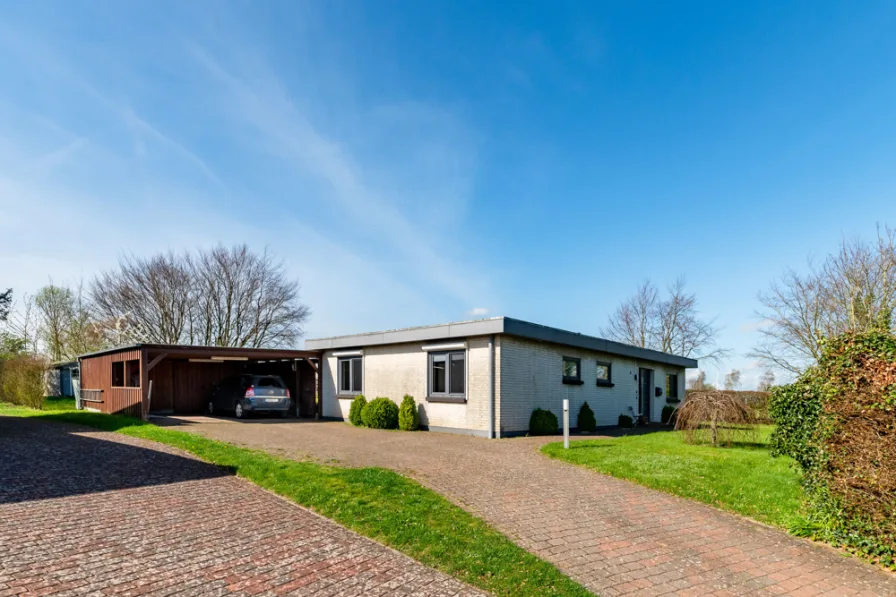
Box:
[1,400,593,597]
[542,426,804,529]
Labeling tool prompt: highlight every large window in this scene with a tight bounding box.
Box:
[595,360,613,386]
[562,356,583,384]
[666,374,679,400]
[338,357,362,394]
[429,351,465,400]
[112,360,140,388]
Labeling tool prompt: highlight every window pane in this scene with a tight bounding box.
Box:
[596,364,609,381]
[340,359,351,392]
[449,353,465,395]
[563,358,578,379]
[351,358,362,393]
[125,360,140,388]
[258,377,283,388]
[432,356,446,394]
[112,362,124,386]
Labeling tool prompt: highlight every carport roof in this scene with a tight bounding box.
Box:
[78,343,321,361]
[305,317,698,369]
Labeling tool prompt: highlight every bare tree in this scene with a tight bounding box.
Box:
[92,251,195,345]
[0,289,11,322]
[757,369,775,392]
[602,281,658,349]
[65,281,106,357]
[602,278,727,362]
[191,246,310,347]
[724,369,741,390]
[91,245,310,348]
[34,283,74,361]
[3,294,39,355]
[751,227,896,374]
[688,370,715,391]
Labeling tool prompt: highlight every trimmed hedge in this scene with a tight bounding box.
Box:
[398,394,419,431]
[577,402,596,432]
[348,394,367,426]
[771,330,896,568]
[617,414,633,428]
[529,408,558,435]
[362,397,399,430]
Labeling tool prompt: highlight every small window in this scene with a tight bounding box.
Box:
[125,360,140,388]
[338,357,362,394]
[112,362,124,387]
[666,374,679,399]
[596,361,613,386]
[562,357,582,384]
[257,377,284,388]
[429,351,465,400]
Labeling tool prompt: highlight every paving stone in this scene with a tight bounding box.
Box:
[168,416,896,597]
[0,417,484,597]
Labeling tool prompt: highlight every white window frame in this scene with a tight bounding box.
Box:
[428,350,466,401]
[337,356,363,395]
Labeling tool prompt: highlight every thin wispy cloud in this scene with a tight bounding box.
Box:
[0,5,496,339]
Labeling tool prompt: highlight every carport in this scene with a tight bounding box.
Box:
[78,344,322,418]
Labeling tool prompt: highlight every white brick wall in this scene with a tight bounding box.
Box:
[320,332,687,436]
[320,336,494,433]
[498,336,686,434]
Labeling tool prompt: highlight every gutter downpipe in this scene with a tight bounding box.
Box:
[488,334,495,439]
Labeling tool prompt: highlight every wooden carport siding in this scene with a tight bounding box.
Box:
[78,344,322,418]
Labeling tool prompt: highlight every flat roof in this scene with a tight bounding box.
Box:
[78,343,321,361]
[305,317,698,368]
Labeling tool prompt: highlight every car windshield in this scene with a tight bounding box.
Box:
[256,377,284,388]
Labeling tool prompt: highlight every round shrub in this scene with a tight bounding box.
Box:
[661,404,677,425]
[578,401,596,432]
[348,394,367,426]
[398,394,419,431]
[529,408,558,435]
[361,397,399,429]
[617,414,634,428]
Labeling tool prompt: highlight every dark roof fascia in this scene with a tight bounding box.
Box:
[306,317,698,369]
[78,344,322,361]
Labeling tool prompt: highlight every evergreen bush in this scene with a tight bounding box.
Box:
[398,394,419,431]
[348,394,367,426]
[577,401,596,432]
[529,408,558,435]
[362,397,399,430]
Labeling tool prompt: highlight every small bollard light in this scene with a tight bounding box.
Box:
[563,399,570,449]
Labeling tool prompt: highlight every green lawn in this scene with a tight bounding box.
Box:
[0,400,592,597]
[542,426,804,530]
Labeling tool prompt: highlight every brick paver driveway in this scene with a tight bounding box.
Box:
[0,416,484,597]
[161,416,896,597]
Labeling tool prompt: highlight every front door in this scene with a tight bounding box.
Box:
[639,368,652,422]
[297,360,317,418]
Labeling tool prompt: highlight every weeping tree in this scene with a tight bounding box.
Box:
[674,390,758,447]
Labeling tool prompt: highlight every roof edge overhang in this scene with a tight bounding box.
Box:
[306,317,698,369]
[77,344,322,361]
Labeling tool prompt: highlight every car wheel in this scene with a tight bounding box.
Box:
[234,402,244,419]
[207,401,214,416]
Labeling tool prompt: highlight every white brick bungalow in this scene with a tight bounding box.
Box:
[305,317,698,438]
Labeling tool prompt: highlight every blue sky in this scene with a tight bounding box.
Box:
[2,1,895,388]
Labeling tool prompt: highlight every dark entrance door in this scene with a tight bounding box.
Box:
[639,368,652,422]
[297,360,317,418]
[149,360,174,413]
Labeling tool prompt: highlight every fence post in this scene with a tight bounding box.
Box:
[563,399,569,449]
